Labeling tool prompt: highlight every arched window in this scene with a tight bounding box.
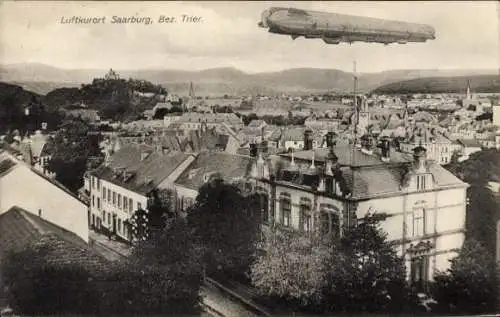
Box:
[279,192,291,227]
[299,197,312,232]
[319,204,341,238]
[412,207,426,237]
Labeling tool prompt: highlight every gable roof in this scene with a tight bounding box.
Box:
[274,147,467,200]
[456,138,482,148]
[175,152,255,190]
[281,145,413,168]
[0,206,108,272]
[92,144,192,195]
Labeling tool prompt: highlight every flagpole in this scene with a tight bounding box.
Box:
[349,61,357,227]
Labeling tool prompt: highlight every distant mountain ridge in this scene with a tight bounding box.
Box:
[372,75,500,94]
[0,63,498,96]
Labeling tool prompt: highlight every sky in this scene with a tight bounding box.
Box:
[0,1,498,73]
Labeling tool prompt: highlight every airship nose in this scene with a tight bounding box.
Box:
[259,9,271,28]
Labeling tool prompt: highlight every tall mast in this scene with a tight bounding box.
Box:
[349,61,357,227]
[353,61,358,142]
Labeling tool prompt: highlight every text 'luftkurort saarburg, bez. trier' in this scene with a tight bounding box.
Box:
[59,14,203,25]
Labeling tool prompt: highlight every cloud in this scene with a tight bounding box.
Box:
[0,1,498,73]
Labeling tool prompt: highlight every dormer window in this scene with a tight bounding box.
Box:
[188,168,200,180]
[416,174,427,191]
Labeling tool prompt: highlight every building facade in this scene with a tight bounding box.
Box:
[0,150,89,242]
[245,135,467,290]
[88,143,195,241]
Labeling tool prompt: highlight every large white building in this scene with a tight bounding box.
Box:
[244,135,466,291]
[88,143,195,241]
[0,149,89,242]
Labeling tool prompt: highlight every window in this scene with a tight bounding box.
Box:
[102,210,105,220]
[123,196,128,210]
[138,202,142,211]
[411,256,429,292]
[107,189,111,202]
[320,204,340,238]
[92,176,95,189]
[129,198,133,213]
[299,197,312,232]
[256,187,269,223]
[279,193,291,227]
[117,194,122,208]
[416,175,427,191]
[97,198,101,210]
[118,219,122,233]
[107,212,111,225]
[97,178,100,190]
[103,187,106,200]
[413,208,425,236]
[113,192,116,205]
[92,195,95,207]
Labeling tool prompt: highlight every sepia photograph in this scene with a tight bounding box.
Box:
[0,1,499,316]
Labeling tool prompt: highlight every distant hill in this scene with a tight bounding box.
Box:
[372,75,500,94]
[9,81,81,95]
[1,63,498,96]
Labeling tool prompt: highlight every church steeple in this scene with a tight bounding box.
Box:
[466,79,471,100]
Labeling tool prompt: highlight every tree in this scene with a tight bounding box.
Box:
[187,178,261,278]
[129,189,175,242]
[445,149,500,256]
[47,118,103,192]
[250,229,333,309]
[433,238,498,313]
[123,216,203,314]
[322,214,408,313]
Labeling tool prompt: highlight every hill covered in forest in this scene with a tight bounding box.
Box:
[43,72,168,121]
[372,75,500,94]
[0,82,64,133]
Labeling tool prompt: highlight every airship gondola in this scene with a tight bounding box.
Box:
[258,7,436,45]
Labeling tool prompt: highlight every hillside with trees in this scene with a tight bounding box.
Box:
[0,82,64,134]
[43,69,169,122]
[372,75,500,95]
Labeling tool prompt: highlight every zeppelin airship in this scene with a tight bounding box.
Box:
[258,7,436,45]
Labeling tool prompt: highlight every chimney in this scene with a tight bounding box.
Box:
[304,129,313,150]
[325,131,336,149]
[38,209,42,217]
[325,149,338,176]
[413,145,427,170]
[380,139,391,162]
[249,144,258,157]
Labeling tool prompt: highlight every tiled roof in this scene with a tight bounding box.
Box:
[274,153,466,199]
[91,144,192,195]
[0,156,16,176]
[248,120,266,128]
[281,127,306,141]
[0,206,109,272]
[457,138,482,148]
[281,145,414,167]
[175,152,255,190]
[177,113,242,124]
